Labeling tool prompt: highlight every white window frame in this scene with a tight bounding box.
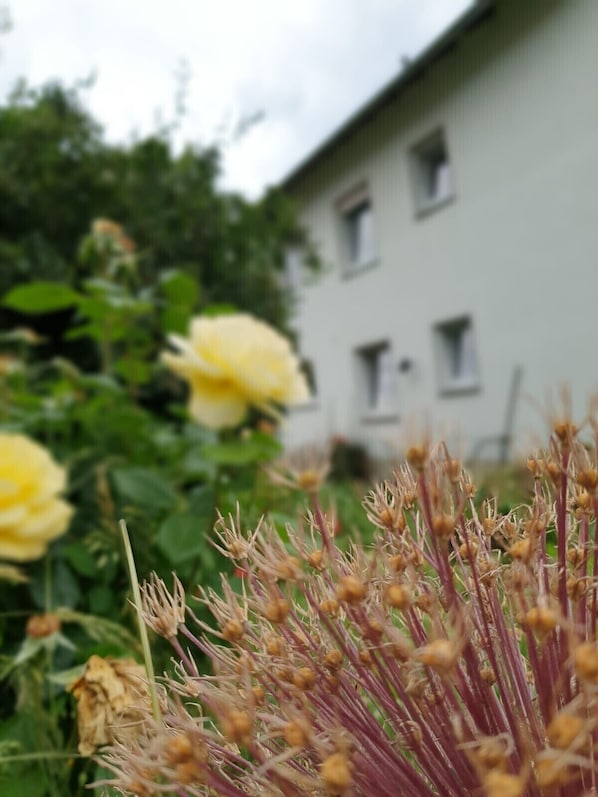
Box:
[337,183,377,275]
[434,316,479,395]
[410,128,454,216]
[288,355,318,411]
[356,341,397,419]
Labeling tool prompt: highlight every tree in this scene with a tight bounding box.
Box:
[0,79,316,330]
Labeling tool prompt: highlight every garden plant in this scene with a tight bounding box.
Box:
[95,409,598,797]
[0,215,315,796]
[1,79,594,797]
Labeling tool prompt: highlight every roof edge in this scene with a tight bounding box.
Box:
[279,0,496,191]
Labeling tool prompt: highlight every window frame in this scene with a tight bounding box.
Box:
[410,128,455,217]
[336,182,378,276]
[288,356,319,412]
[433,315,480,396]
[355,340,398,420]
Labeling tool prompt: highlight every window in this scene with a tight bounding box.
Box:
[434,316,479,394]
[346,201,375,268]
[337,183,377,273]
[411,129,454,214]
[357,342,396,416]
[288,357,317,411]
[300,358,317,398]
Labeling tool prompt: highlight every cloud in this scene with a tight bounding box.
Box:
[0,0,472,196]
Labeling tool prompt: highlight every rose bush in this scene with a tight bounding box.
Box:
[161,313,310,429]
[0,433,73,561]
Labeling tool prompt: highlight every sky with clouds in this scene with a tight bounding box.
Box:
[0,0,472,197]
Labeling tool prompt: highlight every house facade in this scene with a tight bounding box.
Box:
[281,0,598,463]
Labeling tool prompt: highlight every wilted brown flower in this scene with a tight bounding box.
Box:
[69,655,150,756]
[92,218,136,254]
[26,613,61,638]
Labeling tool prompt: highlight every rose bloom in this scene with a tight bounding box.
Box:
[161,314,310,429]
[0,433,73,561]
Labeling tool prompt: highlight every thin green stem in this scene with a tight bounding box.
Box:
[45,548,52,612]
[119,519,161,722]
[0,751,81,763]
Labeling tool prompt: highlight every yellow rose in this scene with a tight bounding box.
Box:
[161,314,310,429]
[0,434,73,561]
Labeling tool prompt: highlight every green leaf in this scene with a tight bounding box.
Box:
[201,441,257,465]
[12,636,46,667]
[88,585,116,615]
[3,282,80,313]
[114,357,152,385]
[0,764,49,797]
[246,429,283,459]
[202,432,282,466]
[188,484,216,518]
[46,664,85,687]
[201,303,237,317]
[29,559,80,610]
[76,373,124,393]
[111,467,177,510]
[183,448,217,480]
[160,269,199,306]
[63,542,98,577]
[160,305,191,335]
[156,513,208,564]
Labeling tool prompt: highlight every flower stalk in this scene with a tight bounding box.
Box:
[119,519,161,723]
[101,417,598,796]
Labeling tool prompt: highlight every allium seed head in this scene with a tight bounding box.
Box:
[99,414,598,797]
[320,752,353,794]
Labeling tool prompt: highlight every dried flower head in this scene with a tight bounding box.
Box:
[26,612,61,638]
[69,655,150,756]
[92,217,136,254]
[267,444,331,494]
[139,573,186,640]
[101,416,598,796]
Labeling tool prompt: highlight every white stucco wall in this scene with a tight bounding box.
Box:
[283,0,598,463]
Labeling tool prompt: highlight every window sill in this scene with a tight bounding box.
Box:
[415,193,455,219]
[342,257,379,279]
[438,382,480,398]
[289,400,319,412]
[360,411,400,424]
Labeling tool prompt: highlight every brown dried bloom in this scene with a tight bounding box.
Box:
[26,612,61,638]
[139,573,185,639]
[101,411,598,796]
[267,444,331,493]
[92,218,136,254]
[69,655,150,755]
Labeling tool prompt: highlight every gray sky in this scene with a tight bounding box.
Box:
[0,0,472,197]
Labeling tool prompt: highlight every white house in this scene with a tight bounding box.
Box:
[280,0,598,463]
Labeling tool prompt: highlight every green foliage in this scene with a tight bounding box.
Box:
[0,228,305,796]
[0,80,317,331]
[202,430,283,466]
[3,282,81,313]
[0,72,319,796]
